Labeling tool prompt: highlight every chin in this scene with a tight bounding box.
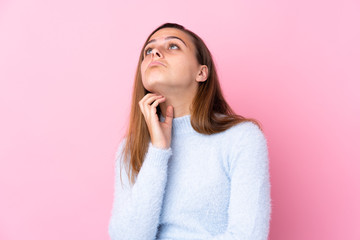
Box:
[143,77,165,91]
[143,81,159,93]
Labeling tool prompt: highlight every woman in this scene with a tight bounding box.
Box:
[108,22,271,240]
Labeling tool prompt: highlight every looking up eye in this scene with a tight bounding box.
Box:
[144,43,180,56]
[169,44,179,50]
[145,48,152,55]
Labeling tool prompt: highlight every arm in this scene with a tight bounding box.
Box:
[207,122,272,240]
[108,139,172,240]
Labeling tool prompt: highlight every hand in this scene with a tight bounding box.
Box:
[138,93,174,149]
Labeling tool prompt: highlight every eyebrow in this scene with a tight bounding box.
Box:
[145,36,187,49]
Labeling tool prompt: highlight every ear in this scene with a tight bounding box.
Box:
[195,65,208,82]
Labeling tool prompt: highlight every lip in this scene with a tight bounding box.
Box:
[149,61,165,67]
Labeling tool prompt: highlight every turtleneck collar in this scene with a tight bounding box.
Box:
[160,113,195,135]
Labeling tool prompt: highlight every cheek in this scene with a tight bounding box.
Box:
[180,58,198,77]
[140,61,146,75]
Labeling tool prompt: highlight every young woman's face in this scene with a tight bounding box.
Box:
[140,28,201,94]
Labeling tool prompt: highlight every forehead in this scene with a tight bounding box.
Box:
[149,28,193,48]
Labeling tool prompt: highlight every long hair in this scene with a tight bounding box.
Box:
[118,22,262,186]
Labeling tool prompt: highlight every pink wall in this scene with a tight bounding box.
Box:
[0,0,359,239]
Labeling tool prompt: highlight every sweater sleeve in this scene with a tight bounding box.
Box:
[207,122,272,240]
[108,139,172,240]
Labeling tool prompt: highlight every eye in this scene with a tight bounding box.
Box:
[144,43,180,56]
[169,43,179,50]
[144,47,152,55]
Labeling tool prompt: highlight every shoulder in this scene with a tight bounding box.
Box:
[113,137,133,187]
[214,113,265,141]
[225,120,267,146]
[224,121,269,176]
[115,137,127,159]
[223,120,269,166]
[114,137,131,173]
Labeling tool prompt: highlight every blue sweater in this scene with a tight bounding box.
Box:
[108,114,271,240]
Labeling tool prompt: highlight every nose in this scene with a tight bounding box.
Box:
[151,47,162,58]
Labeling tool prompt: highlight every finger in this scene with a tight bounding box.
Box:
[144,96,164,116]
[144,95,163,106]
[139,94,161,116]
[138,101,144,117]
[139,93,157,108]
[138,93,159,107]
[150,97,165,115]
[164,105,174,126]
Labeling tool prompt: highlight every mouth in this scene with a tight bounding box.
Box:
[149,61,165,67]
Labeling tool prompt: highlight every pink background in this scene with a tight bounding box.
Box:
[0,0,359,239]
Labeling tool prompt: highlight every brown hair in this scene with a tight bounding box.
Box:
[118,22,262,186]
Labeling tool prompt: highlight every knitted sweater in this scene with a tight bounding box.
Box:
[108,114,271,240]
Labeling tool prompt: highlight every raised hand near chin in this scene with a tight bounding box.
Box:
[138,93,174,149]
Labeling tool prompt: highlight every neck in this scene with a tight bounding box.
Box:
[159,113,195,135]
[159,102,191,118]
[158,87,196,118]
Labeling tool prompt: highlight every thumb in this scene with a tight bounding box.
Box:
[164,105,174,126]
